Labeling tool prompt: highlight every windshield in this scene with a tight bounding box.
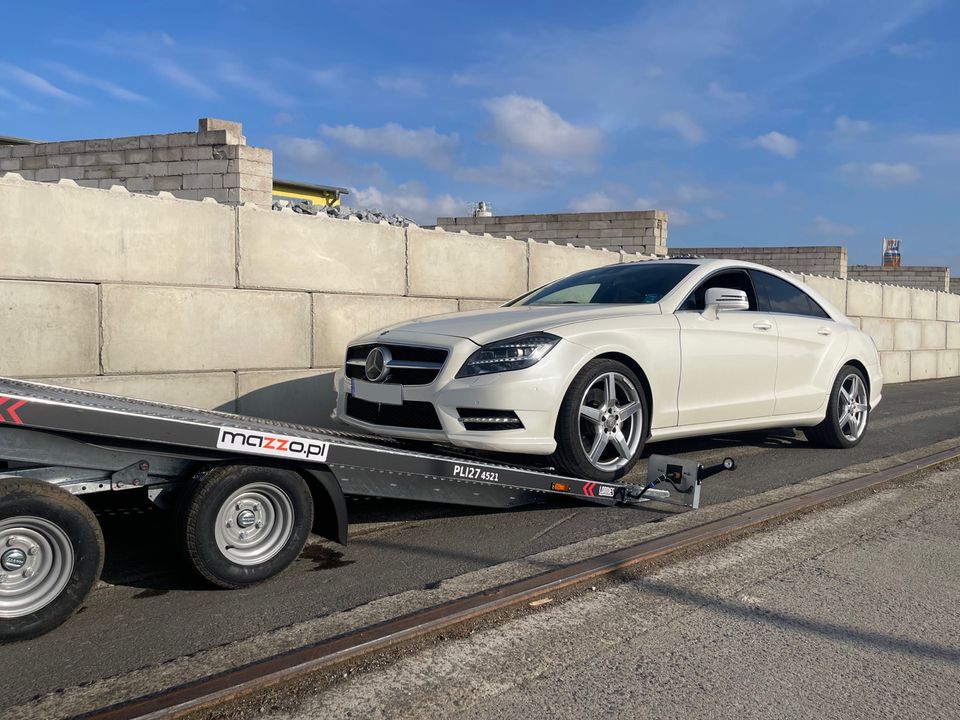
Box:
[512,262,696,306]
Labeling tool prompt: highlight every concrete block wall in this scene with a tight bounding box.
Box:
[807,273,960,384]
[847,265,950,293]
[0,175,652,423]
[0,118,272,206]
[435,211,668,256]
[672,246,849,278]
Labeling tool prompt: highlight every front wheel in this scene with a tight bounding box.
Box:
[553,359,648,482]
[803,365,870,448]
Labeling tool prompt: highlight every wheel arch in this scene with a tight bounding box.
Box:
[839,358,871,395]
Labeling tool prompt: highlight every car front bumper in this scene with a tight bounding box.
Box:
[333,333,588,455]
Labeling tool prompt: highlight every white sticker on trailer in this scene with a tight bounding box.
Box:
[217,428,329,462]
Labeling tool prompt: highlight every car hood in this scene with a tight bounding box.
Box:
[373,304,662,346]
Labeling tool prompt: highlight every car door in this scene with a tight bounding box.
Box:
[675,269,779,425]
[749,270,848,415]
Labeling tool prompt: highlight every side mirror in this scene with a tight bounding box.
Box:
[704,287,749,314]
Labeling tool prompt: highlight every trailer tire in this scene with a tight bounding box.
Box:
[181,465,313,589]
[0,478,104,644]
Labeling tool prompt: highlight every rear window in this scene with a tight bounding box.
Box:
[750,271,830,318]
[514,263,695,306]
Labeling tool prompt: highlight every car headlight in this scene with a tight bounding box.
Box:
[456,332,561,378]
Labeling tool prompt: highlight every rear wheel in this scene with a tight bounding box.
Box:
[553,359,648,482]
[803,365,870,448]
[180,465,313,589]
[0,478,104,643]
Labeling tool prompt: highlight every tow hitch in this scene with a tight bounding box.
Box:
[621,454,737,509]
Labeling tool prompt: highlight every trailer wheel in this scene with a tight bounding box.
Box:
[181,465,313,589]
[0,478,104,643]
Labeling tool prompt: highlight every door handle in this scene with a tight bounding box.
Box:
[818,327,832,336]
[753,321,773,331]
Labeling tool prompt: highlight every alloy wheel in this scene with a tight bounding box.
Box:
[838,373,869,443]
[578,371,644,472]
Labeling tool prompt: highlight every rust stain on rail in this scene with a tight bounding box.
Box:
[76,446,960,720]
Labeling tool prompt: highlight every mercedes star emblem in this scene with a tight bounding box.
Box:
[364,347,392,382]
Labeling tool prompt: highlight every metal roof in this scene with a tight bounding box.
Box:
[0,134,40,146]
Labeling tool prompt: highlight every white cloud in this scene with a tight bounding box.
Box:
[706,82,746,104]
[0,62,81,102]
[273,112,295,127]
[702,207,727,221]
[312,68,341,86]
[218,61,296,108]
[150,58,218,99]
[673,183,718,203]
[0,86,39,111]
[567,191,619,213]
[320,123,459,169]
[376,75,425,95]
[44,62,146,102]
[485,95,603,158]
[666,208,693,226]
[889,40,933,58]
[910,132,960,157]
[833,115,872,137]
[350,183,468,224]
[658,111,705,145]
[753,131,799,158]
[840,161,920,187]
[811,215,860,237]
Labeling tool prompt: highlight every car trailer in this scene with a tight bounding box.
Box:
[0,376,734,642]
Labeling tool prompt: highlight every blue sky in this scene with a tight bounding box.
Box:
[1,0,958,272]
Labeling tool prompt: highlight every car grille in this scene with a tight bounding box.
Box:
[345,343,448,386]
[345,396,443,430]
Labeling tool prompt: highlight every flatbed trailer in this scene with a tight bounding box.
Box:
[0,376,731,642]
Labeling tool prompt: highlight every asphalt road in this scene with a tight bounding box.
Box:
[3,377,960,710]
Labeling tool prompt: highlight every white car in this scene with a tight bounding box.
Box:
[333,259,882,481]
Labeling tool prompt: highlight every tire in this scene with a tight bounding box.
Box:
[180,465,313,589]
[0,478,104,644]
[553,359,649,482]
[803,365,870,449]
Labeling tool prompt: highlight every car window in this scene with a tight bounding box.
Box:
[678,270,758,311]
[514,263,695,306]
[750,271,830,318]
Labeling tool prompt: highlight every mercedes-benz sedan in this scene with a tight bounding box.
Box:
[333,259,882,481]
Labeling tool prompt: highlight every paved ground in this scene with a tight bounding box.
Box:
[4,377,960,715]
[264,463,960,720]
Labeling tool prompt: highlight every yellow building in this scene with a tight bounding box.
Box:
[272,178,349,208]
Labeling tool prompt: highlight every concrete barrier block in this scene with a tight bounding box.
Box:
[948,323,960,350]
[407,226,527,299]
[528,241,618,288]
[880,351,910,384]
[937,292,960,322]
[802,274,847,314]
[937,350,960,378]
[238,207,406,294]
[858,317,895,352]
[0,281,99,377]
[39,373,236,410]
[0,178,235,286]
[893,320,922,351]
[910,289,938,319]
[312,294,458,367]
[920,321,947,349]
[881,285,912,319]
[237,369,341,426]
[102,285,311,373]
[845,282,882,317]
[909,351,937,381]
[459,299,505,312]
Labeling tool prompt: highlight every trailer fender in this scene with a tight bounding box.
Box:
[302,467,348,545]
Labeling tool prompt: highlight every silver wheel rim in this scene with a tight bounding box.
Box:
[578,371,644,472]
[213,483,295,566]
[0,517,74,618]
[838,373,869,442]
